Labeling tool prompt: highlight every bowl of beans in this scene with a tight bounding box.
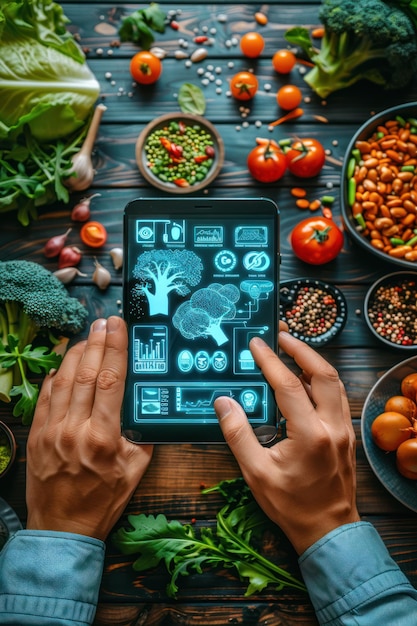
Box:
[364,272,417,349]
[279,278,347,346]
[341,102,417,269]
[135,113,224,194]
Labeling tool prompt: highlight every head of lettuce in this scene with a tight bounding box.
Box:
[0,0,100,142]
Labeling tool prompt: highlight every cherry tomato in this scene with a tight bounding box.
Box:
[401,373,417,401]
[285,138,326,178]
[276,85,303,110]
[247,139,287,183]
[80,221,108,248]
[396,439,417,479]
[290,216,344,265]
[130,51,162,85]
[272,49,297,74]
[385,395,417,421]
[240,32,265,58]
[371,412,412,452]
[230,71,258,101]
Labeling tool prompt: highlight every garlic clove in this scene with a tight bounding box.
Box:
[92,258,111,290]
[53,267,88,284]
[109,247,123,270]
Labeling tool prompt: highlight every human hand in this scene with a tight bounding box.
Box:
[26,316,153,541]
[214,330,360,555]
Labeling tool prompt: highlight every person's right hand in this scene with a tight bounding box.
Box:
[214,331,360,555]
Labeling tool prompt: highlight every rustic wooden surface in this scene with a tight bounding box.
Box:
[1,2,417,625]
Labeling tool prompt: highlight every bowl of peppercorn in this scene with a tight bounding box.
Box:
[364,272,417,349]
[135,112,224,194]
[340,102,417,270]
[0,421,17,480]
[279,278,347,346]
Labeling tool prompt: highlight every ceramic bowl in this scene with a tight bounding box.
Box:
[340,102,417,270]
[361,355,417,511]
[0,421,16,480]
[364,271,417,350]
[135,113,224,194]
[279,278,347,346]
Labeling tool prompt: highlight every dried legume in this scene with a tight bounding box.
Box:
[347,115,417,262]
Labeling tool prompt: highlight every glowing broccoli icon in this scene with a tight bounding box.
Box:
[132,249,203,316]
[173,283,240,346]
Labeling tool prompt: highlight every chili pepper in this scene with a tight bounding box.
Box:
[170,20,179,30]
[173,178,189,187]
[194,154,209,163]
[160,137,172,151]
[194,35,208,43]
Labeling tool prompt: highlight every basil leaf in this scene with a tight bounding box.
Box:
[178,83,206,115]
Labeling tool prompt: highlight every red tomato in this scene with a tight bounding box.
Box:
[230,71,258,100]
[240,32,265,58]
[276,85,302,111]
[290,216,344,265]
[130,51,162,85]
[80,221,108,248]
[285,138,326,178]
[371,412,412,452]
[247,140,287,183]
[396,439,417,479]
[272,49,297,74]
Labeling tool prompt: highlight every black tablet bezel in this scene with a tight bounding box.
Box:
[122,197,280,444]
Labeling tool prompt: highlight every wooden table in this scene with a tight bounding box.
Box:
[1,2,417,624]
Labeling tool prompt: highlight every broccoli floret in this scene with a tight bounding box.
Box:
[0,260,88,424]
[172,283,240,346]
[285,0,417,98]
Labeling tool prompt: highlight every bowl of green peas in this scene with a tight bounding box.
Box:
[136,113,225,194]
[341,102,417,269]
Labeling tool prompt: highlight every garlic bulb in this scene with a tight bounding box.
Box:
[65,104,107,192]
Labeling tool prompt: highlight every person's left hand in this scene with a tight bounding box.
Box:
[26,316,153,541]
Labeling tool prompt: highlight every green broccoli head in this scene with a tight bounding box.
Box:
[286,0,417,98]
[0,259,88,335]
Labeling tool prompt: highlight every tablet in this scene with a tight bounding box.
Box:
[122,197,280,443]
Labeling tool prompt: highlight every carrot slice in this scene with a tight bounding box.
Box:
[268,107,304,127]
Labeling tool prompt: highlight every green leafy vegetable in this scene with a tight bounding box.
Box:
[178,83,207,115]
[118,3,166,49]
[0,0,100,224]
[0,0,100,142]
[113,478,306,598]
[285,0,417,99]
[0,260,88,424]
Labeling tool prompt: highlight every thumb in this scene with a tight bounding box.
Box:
[214,396,263,468]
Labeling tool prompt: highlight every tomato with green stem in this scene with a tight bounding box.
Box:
[247,139,287,183]
[130,51,162,85]
[285,138,326,178]
[291,216,344,264]
[230,71,258,101]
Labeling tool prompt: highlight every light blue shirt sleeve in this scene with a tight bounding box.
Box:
[299,521,417,625]
[0,530,105,625]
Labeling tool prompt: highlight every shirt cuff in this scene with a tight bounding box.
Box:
[0,529,105,625]
[298,521,416,624]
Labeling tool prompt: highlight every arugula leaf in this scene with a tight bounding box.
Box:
[118,3,166,49]
[0,335,62,424]
[113,479,306,598]
[9,379,39,425]
[178,83,206,115]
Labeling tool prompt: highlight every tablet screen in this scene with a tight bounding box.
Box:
[123,197,279,443]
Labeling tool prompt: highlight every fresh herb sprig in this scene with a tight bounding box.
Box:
[118,3,166,49]
[112,477,306,598]
[0,126,86,226]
